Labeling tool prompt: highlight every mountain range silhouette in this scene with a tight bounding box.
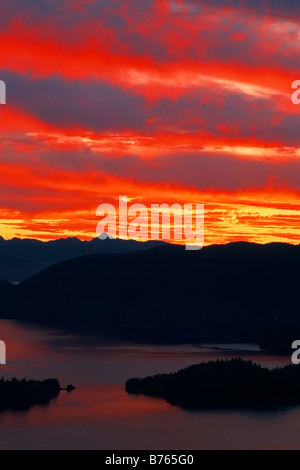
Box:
[0,239,299,352]
[0,235,165,282]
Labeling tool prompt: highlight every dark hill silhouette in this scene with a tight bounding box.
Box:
[0,236,165,282]
[0,279,13,294]
[2,241,300,352]
[0,257,45,283]
[126,359,300,409]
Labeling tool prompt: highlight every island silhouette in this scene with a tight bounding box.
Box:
[126,358,300,410]
[0,378,75,412]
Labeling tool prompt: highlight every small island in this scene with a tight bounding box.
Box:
[0,377,75,412]
[126,359,300,410]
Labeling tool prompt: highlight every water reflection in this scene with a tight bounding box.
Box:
[0,319,298,450]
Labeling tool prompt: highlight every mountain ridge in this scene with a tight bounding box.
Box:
[0,236,166,281]
[0,241,299,352]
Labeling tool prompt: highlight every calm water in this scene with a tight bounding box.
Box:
[0,319,299,450]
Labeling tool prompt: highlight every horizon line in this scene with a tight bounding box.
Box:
[0,234,299,248]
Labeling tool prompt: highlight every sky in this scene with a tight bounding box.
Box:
[0,0,300,244]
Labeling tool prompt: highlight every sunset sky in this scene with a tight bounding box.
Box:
[1,0,300,245]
